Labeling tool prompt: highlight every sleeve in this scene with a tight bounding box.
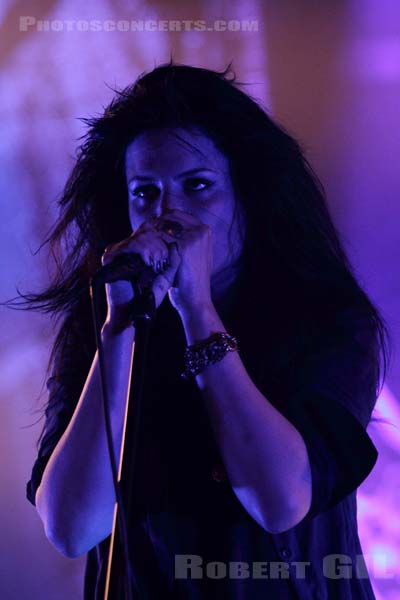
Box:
[279,307,379,524]
[26,318,93,507]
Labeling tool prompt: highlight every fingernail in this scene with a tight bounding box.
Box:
[156,260,161,272]
[149,257,154,267]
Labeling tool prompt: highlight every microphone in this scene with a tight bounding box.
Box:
[91,219,182,288]
[91,253,154,287]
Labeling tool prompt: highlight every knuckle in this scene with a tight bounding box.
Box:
[101,246,115,265]
[153,279,166,292]
[156,274,171,288]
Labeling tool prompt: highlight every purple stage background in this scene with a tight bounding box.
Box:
[1,1,399,598]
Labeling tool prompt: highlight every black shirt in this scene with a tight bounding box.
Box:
[26,290,379,599]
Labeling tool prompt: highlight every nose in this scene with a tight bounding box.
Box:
[151,188,184,218]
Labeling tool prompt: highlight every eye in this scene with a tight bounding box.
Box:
[184,178,214,192]
[130,184,159,202]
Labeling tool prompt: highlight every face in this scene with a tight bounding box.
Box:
[124,127,246,289]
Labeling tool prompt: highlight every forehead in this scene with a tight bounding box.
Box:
[124,128,229,174]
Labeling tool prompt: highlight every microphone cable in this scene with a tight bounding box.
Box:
[89,258,152,600]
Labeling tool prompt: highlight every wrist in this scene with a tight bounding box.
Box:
[179,302,225,346]
[181,331,239,380]
[101,312,136,339]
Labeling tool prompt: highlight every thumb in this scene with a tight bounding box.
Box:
[152,243,181,307]
[168,242,181,271]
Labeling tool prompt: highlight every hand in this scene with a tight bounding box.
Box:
[101,219,181,327]
[154,209,214,315]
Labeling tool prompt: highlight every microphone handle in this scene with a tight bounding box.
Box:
[92,253,152,285]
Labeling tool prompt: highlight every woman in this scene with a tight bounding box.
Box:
[21,61,390,598]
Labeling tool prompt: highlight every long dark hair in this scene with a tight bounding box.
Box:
[7,59,392,447]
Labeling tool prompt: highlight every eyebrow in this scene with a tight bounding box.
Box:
[128,167,218,184]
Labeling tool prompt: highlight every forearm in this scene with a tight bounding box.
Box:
[180,304,312,534]
[36,320,135,557]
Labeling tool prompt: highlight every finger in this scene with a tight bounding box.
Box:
[101,242,130,265]
[151,246,181,305]
[166,241,181,268]
[102,237,158,270]
[102,228,173,269]
[149,239,172,272]
[159,244,181,280]
[150,242,179,274]
[156,230,186,246]
[134,218,160,233]
[152,273,172,307]
[159,208,201,226]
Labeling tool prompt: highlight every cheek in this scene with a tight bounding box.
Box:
[209,225,231,266]
[128,204,145,231]
[128,209,137,232]
[202,200,234,246]
[197,189,233,224]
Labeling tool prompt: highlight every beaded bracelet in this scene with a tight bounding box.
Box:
[181,332,239,380]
